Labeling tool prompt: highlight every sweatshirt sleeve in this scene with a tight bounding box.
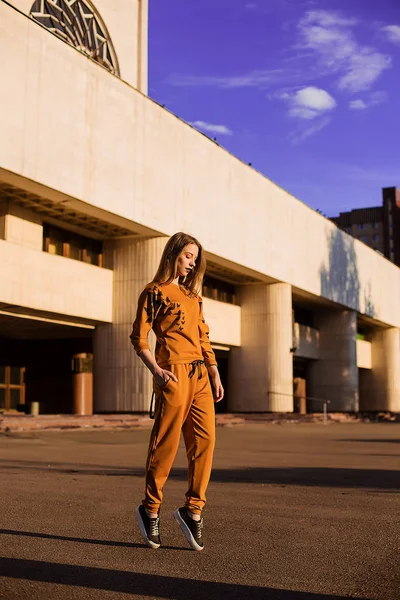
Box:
[198,296,218,367]
[130,285,161,355]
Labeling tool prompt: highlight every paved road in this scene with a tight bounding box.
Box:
[0,423,399,600]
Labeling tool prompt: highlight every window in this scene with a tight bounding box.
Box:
[202,276,236,305]
[30,0,120,75]
[373,222,379,230]
[344,226,351,233]
[0,366,25,411]
[373,235,379,242]
[43,224,103,267]
[360,236,368,243]
[358,224,366,231]
[293,306,314,328]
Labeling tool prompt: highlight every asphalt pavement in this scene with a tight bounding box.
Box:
[0,422,399,600]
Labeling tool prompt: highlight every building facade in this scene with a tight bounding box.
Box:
[1,0,400,415]
[331,187,400,266]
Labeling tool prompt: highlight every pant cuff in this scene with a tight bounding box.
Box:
[142,501,160,514]
[185,504,202,515]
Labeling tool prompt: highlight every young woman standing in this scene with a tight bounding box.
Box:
[130,232,224,551]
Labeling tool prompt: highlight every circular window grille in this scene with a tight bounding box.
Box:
[30,0,120,75]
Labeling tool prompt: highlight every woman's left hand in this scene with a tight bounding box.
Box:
[208,366,224,403]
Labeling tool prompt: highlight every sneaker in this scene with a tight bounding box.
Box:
[173,506,204,551]
[136,505,161,549]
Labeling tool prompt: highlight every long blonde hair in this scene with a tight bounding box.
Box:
[152,232,206,295]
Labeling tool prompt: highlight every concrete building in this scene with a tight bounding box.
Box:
[331,187,400,267]
[1,0,400,415]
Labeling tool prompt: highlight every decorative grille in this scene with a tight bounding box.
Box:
[30,0,119,75]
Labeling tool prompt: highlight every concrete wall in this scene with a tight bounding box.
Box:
[356,340,372,369]
[203,298,241,347]
[0,240,113,322]
[0,202,42,250]
[308,310,359,412]
[8,0,148,92]
[94,236,167,412]
[359,328,400,412]
[229,283,293,412]
[2,1,400,330]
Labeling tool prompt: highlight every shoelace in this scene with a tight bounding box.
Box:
[150,517,160,537]
[195,519,203,539]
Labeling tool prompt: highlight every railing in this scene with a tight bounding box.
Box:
[267,391,331,425]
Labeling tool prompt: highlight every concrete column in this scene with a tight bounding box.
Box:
[94,236,168,412]
[359,328,400,412]
[308,309,358,412]
[229,282,293,412]
[137,0,148,94]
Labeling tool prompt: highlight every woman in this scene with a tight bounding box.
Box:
[130,232,224,551]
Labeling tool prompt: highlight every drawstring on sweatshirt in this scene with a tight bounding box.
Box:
[188,360,206,380]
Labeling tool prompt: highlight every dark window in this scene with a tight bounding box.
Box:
[293,306,314,328]
[43,224,103,267]
[0,388,5,409]
[202,276,236,305]
[0,366,25,411]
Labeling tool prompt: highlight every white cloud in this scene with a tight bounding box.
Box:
[168,70,282,89]
[290,116,331,145]
[189,121,233,136]
[298,10,391,93]
[338,50,391,93]
[303,10,357,28]
[382,25,400,44]
[168,9,390,100]
[369,90,387,105]
[349,99,367,110]
[294,86,336,110]
[348,91,387,111]
[280,86,336,120]
[290,107,320,119]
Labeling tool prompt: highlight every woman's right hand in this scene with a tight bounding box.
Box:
[154,366,178,388]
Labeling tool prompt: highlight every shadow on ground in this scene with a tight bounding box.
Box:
[1,459,399,490]
[338,439,400,444]
[0,557,370,600]
[0,529,189,552]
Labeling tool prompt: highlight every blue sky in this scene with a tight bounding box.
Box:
[148,0,400,216]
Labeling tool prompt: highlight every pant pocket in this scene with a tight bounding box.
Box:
[162,379,183,407]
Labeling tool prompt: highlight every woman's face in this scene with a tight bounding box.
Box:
[176,243,199,278]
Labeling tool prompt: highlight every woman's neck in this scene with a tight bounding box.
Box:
[171,276,180,286]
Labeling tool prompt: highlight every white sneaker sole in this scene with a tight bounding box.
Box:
[173,509,204,551]
[135,506,160,549]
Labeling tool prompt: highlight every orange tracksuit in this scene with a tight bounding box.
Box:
[130,282,217,515]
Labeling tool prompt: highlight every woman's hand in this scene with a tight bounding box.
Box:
[154,366,178,389]
[138,351,178,389]
[208,365,224,403]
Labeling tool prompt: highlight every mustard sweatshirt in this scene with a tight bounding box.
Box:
[130,282,217,368]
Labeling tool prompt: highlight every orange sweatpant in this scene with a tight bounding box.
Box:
[143,361,215,515]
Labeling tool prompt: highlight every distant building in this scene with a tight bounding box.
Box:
[331,187,400,266]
